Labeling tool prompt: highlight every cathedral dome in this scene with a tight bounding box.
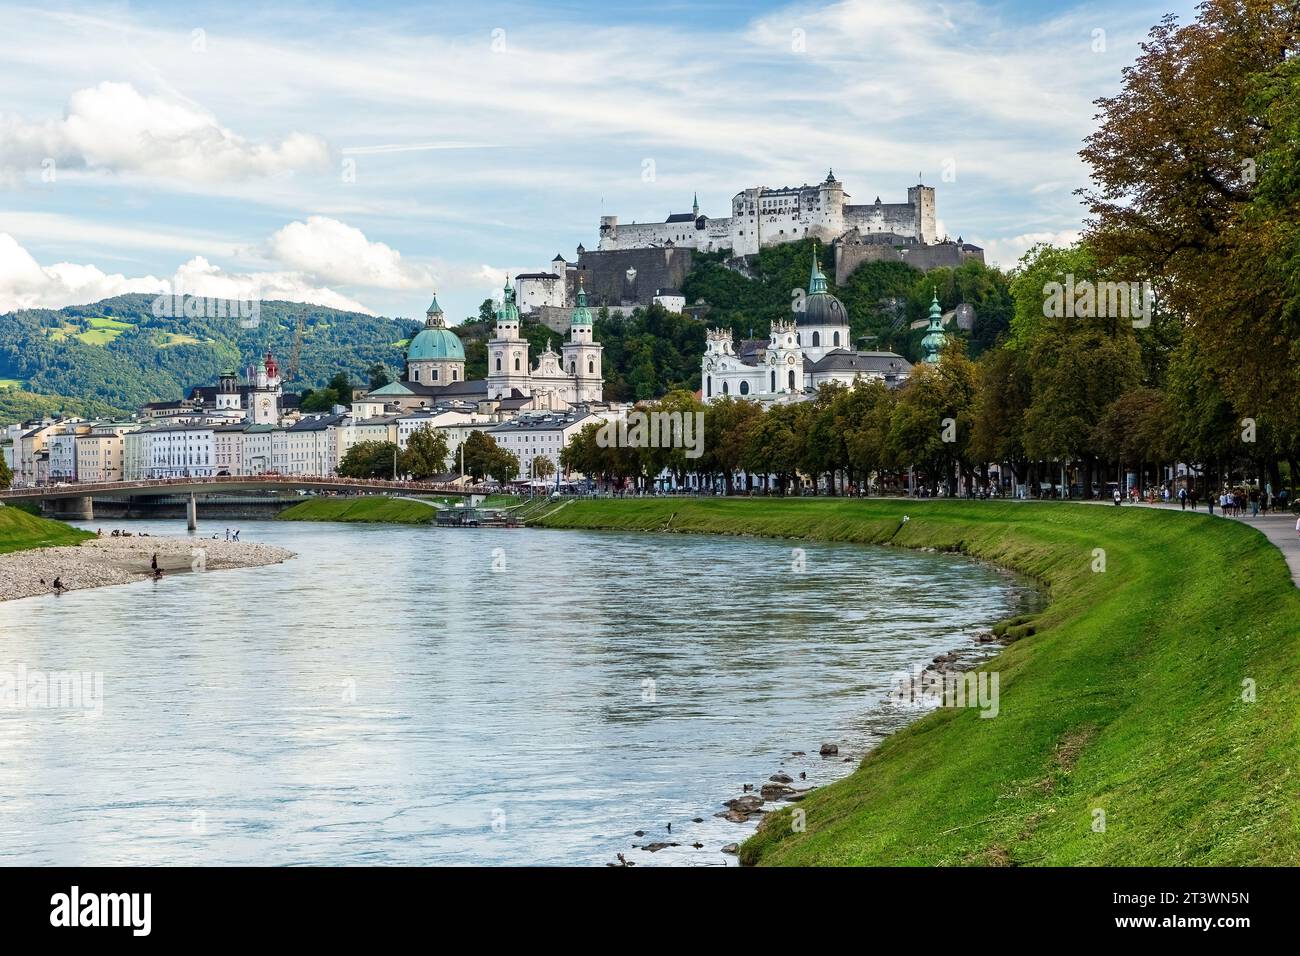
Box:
[407,326,465,361]
[799,290,848,327]
[796,250,848,327]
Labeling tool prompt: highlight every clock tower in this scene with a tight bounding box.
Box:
[248,350,282,425]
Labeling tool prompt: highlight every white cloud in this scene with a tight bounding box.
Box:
[0,82,330,184]
[0,232,165,311]
[170,256,373,314]
[264,217,433,290]
[0,232,372,314]
[975,230,1083,269]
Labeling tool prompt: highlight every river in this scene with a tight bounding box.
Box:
[0,518,1030,866]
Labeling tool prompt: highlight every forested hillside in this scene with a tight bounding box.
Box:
[0,244,1014,418]
[682,237,1013,360]
[0,294,420,417]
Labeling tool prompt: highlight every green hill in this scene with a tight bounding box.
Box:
[0,294,422,418]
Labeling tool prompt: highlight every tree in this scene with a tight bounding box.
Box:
[971,345,1032,488]
[886,343,978,492]
[460,431,500,481]
[836,378,894,494]
[367,362,392,391]
[531,456,555,481]
[1079,1,1300,481]
[743,402,808,494]
[0,455,12,489]
[338,440,399,479]
[301,372,353,412]
[493,448,521,483]
[399,426,448,479]
[703,396,764,493]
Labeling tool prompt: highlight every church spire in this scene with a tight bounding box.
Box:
[921,287,947,364]
[570,276,593,327]
[425,292,445,328]
[808,242,829,296]
[692,191,699,216]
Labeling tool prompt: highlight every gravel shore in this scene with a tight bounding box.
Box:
[0,535,296,602]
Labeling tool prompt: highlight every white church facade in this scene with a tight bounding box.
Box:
[702,254,913,404]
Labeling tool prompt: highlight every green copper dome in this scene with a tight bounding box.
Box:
[407,326,465,361]
[571,279,593,326]
[797,245,847,328]
[921,289,947,364]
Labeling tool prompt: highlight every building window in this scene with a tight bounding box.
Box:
[722,381,729,395]
[812,331,820,347]
[833,331,840,346]
[740,381,749,395]
[515,357,521,371]
[706,375,712,397]
[587,360,594,374]
[770,370,776,391]
[496,357,502,371]
[432,368,439,381]
[412,368,420,382]
[788,369,796,390]
[453,369,458,381]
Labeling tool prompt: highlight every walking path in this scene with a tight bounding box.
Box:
[1076,498,1300,586]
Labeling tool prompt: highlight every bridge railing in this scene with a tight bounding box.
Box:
[0,475,489,499]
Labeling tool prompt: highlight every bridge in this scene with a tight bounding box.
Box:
[0,476,486,528]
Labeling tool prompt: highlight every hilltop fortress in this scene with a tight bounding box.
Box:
[598,169,937,255]
[513,169,984,324]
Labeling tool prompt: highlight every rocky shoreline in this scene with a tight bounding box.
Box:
[0,534,296,602]
[613,622,1029,867]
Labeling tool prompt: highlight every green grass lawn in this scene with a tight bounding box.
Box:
[0,378,22,389]
[276,496,440,524]
[0,506,95,554]
[156,331,201,347]
[530,497,1300,866]
[85,316,135,330]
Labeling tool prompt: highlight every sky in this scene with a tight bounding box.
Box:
[0,0,1201,323]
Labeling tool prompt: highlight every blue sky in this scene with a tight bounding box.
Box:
[0,0,1199,323]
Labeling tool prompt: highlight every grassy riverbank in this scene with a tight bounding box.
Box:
[277,494,525,524]
[276,496,446,524]
[530,497,1300,866]
[0,506,94,554]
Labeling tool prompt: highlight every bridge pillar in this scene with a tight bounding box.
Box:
[187,493,197,531]
[43,496,93,521]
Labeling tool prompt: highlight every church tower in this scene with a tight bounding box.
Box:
[216,370,242,413]
[249,351,282,424]
[921,289,948,364]
[561,278,603,403]
[487,278,532,400]
[768,320,803,395]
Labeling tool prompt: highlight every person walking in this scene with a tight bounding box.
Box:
[1178,486,1187,511]
[150,552,158,572]
[1113,487,1122,507]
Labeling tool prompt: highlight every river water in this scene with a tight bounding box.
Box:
[0,518,1029,866]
